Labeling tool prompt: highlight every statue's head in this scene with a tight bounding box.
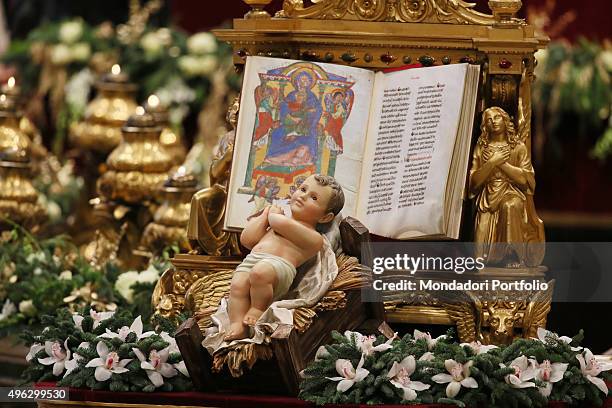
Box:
[479,106,518,147]
[290,174,344,226]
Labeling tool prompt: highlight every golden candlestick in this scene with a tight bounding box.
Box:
[140,168,198,255]
[97,108,173,204]
[242,0,273,19]
[144,94,186,166]
[69,64,138,153]
[488,0,523,27]
[0,154,47,232]
[0,95,30,161]
[2,77,47,163]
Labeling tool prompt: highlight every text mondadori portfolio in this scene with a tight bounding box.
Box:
[372,279,549,291]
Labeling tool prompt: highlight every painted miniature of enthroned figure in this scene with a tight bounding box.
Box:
[469,106,539,266]
[224,174,344,341]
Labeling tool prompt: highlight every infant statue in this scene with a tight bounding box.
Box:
[224,174,344,341]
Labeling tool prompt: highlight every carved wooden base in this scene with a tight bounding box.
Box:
[384,267,554,345]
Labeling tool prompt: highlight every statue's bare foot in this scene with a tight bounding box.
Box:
[224,323,248,341]
[243,308,264,326]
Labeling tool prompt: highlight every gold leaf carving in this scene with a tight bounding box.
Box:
[281,0,497,24]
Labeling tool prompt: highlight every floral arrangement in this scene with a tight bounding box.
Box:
[21,307,191,392]
[533,39,612,161]
[300,328,612,407]
[1,17,238,155]
[0,227,170,338]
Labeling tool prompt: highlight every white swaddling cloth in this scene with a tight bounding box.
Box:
[201,236,339,354]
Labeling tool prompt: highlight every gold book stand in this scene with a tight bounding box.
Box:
[155,0,554,396]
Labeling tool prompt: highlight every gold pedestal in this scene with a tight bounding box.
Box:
[384,267,554,345]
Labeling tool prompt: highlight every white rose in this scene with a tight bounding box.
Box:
[59,20,84,44]
[71,42,91,62]
[58,270,73,280]
[47,200,62,221]
[600,50,612,72]
[197,55,217,76]
[187,32,217,55]
[19,299,37,317]
[140,32,163,56]
[138,265,160,284]
[178,55,201,77]
[51,44,73,65]
[2,262,15,279]
[115,271,139,303]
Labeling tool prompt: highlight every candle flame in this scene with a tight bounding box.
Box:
[111,64,121,75]
[0,94,5,102]
[7,77,15,88]
[135,106,145,115]
[147,94,160,108]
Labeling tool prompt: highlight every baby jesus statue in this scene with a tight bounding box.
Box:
[224,174,344,341]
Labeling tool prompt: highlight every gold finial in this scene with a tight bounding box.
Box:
[488,0,524,27]
[242,0,274,19]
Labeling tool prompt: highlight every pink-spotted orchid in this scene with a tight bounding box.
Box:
[133,347,178,387]
[501,356,536,389]
[38,340,70,376]
[529,358,568,397]
[576,348,612,395]
[326,354,370,392]
[85,341,132,381]
[386,355,430,401]
[431,359,478,398]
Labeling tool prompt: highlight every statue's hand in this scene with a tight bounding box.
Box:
[269,205,284,215]
[489,150,510,166]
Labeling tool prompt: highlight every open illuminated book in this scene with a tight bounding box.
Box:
[225,56,480,239]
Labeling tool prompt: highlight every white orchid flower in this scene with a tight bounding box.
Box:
[387,355,430,401]
[432,359,478,398]
[26,343,45,362]
[419,352,435,362]
[576,348,612,395]
[99,316,154,341]
[461,341,498,355]
[159,331,188,377]
[133,347,178,387]
[85,341,132,381]
[501,356,536,388]
[64,342,90,378]
[344,331,394,356]
[326,354,370,392]
[0,299,16,320]
[529,358,568,397]
[414,329,446,351]
[536,327,583,351]
[90,309,115,329]
[72,314,84,331]
[38,340,70,376]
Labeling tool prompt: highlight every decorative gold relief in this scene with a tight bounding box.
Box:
[281,0,497,25]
